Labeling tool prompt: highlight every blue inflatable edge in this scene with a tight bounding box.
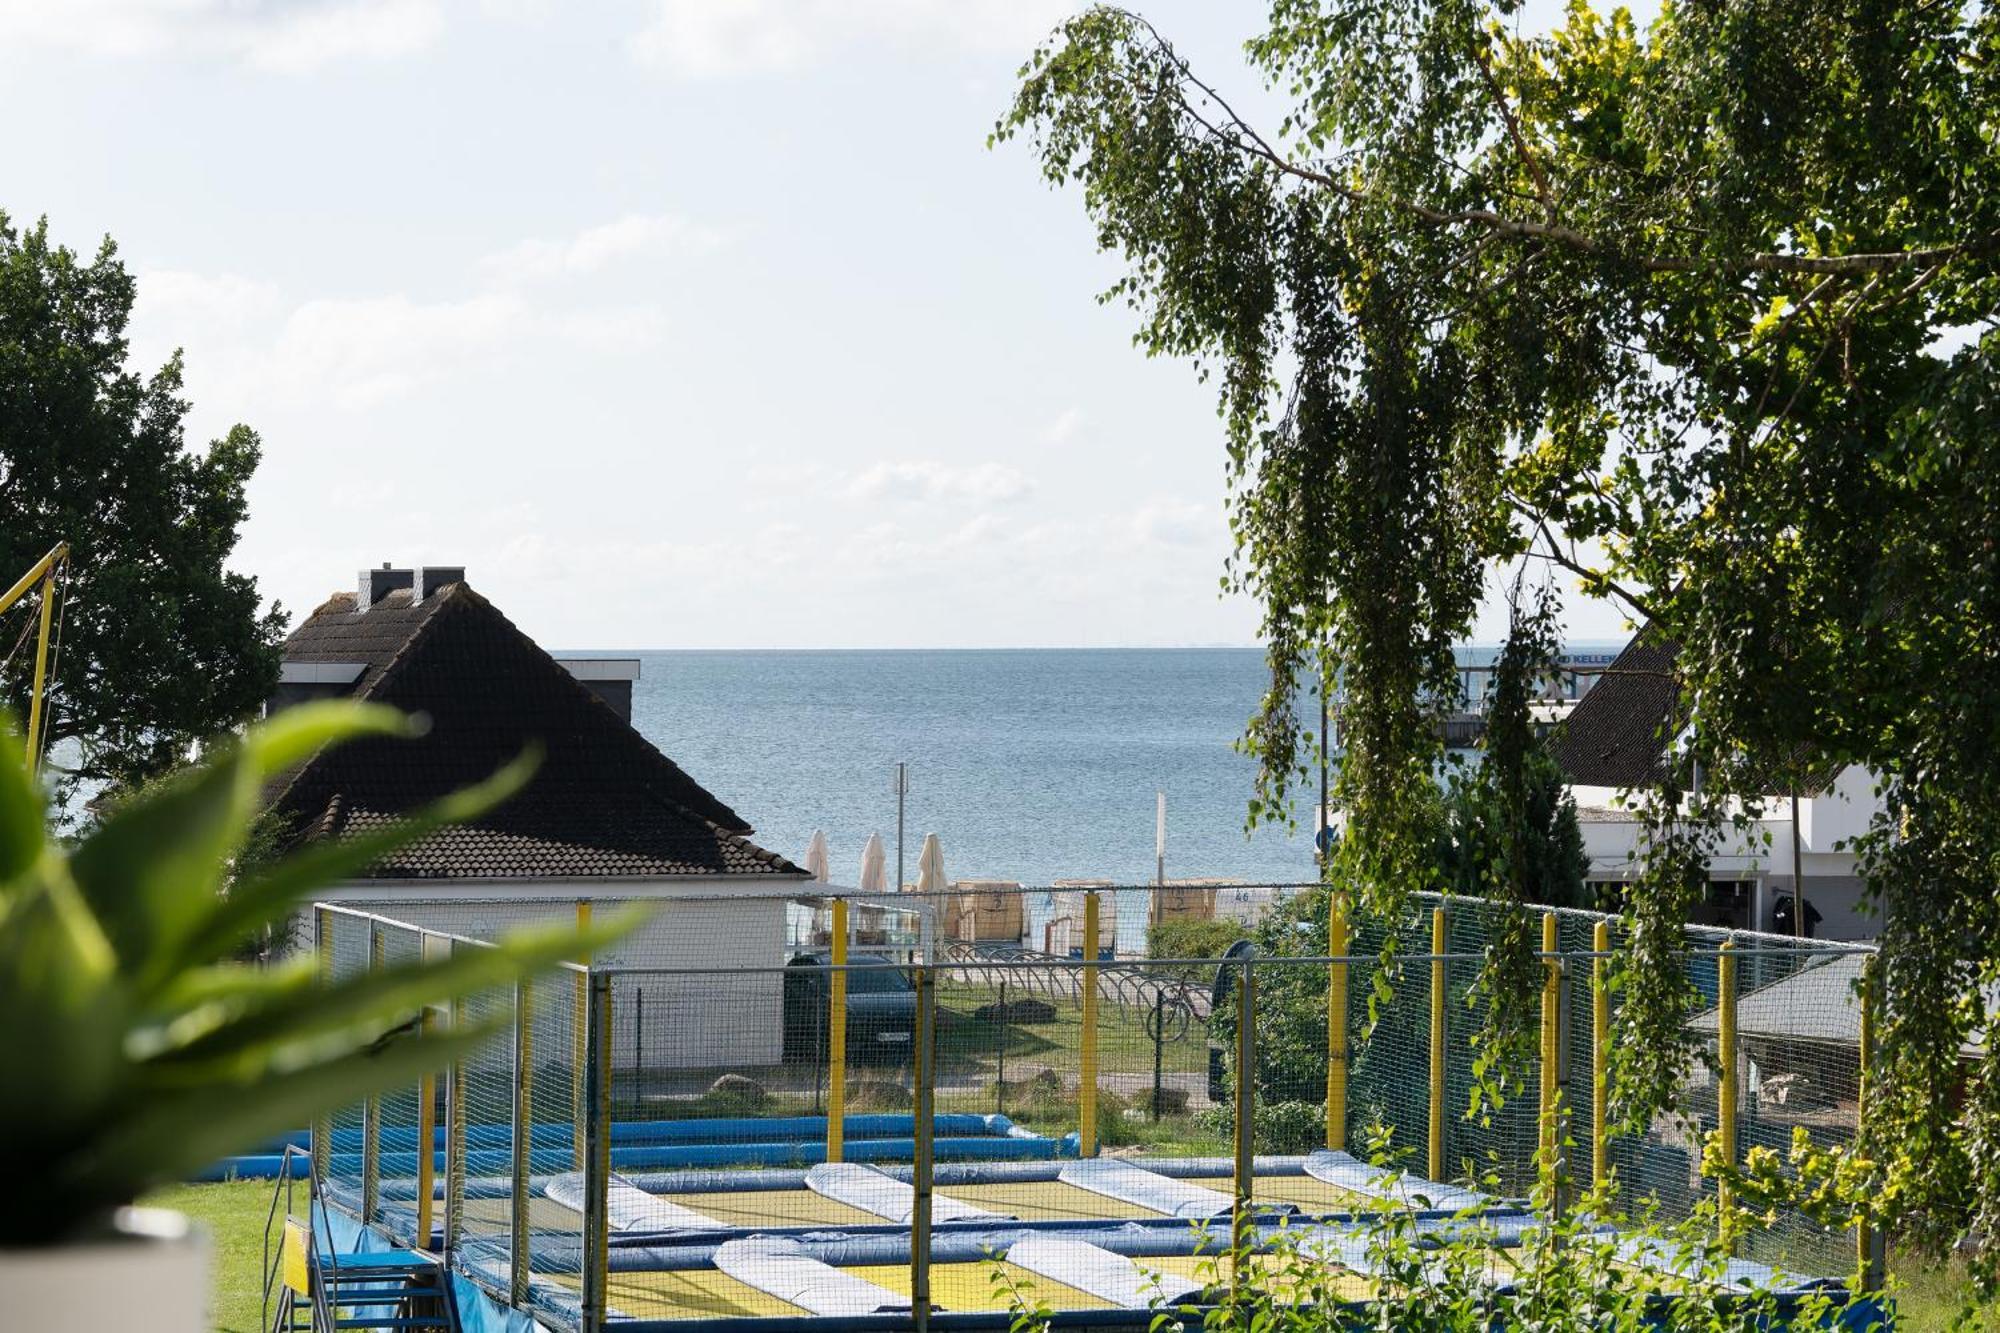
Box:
[198,1114,1067,1181]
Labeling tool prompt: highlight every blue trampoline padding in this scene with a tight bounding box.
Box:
[328,1112,1033,1154]
[327,1133,1060,1181]
[615,1153,1311,1195]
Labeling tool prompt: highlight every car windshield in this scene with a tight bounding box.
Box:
[846,962,909,993]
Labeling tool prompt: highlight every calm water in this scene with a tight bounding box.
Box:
[606,648,1320,890]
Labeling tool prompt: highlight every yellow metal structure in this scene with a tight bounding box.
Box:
[574,900,592,1172]
[1538,912,1560,1177]
[1592,920,1610,1188]
[1,542,69,773]
[827,899,848,1164]
[1716,938,1739,1242]
[1856,954,1878,1289]
[1079,893,1100,1157]
[1429,906,1446,1181]
[1326,892,1349,1151]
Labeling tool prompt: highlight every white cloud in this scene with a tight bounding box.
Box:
[1124,498,1213,549]
[267,291,531,408]
[481,213,726,284]
[0,0,444,71]
[843,460,1034,505]
[628,0,1072,78]
[133,265,666,415]
[1041,407,1083,445]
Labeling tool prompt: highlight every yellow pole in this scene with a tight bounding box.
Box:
[1326,892,1349,1151]
[416,1003,437,1247]
[1591,920,1610,1190]
[573,901,591,1173]
[1716,939,1738,1245]
[1429,906,1446,1182]
[1538,911,1560,1180]
[363,924,384,1224]
[828,899,848,1164]
[1080,892,1101,1157]
[23,569,57,773]
[1856,954,1879,1290]
[1231,959,1255,1306]
[312,908,333,1186]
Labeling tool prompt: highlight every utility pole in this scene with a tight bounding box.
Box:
[1153,791,1166,929]
[894,762,909,894]
[1789,786,1805,939]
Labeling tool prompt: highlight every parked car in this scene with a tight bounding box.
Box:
[782,952,915,1065]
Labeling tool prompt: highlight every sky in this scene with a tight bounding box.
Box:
[0,0,1635,650]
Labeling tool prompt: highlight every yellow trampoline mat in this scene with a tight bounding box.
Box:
[567,1172,1485,1321]
[652,1173,1370,1229]
[598,1252,1386,1321]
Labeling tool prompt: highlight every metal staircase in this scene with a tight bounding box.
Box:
[265,1147,459,1333]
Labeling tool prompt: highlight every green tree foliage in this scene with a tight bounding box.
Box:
[1,213,284,803]
[998,0,2000,1273]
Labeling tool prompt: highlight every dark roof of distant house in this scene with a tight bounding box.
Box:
[1549,629,1681,788]
[269,582,804,881]
[1550,627,1842,796]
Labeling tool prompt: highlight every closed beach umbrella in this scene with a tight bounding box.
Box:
[859,833,887,893]
[916,833,947,895]
[803,830,830,883]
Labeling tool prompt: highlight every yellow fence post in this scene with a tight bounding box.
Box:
[363,922,384,1225]
[416,1002,438,1247]
[312,908,333,1186]
[828,899,848,1164]
[510,978,534,1307]
[1856,953,1880,1290]
[1326,892,1349,1151]
[1231,957,1255,1307]
[582,972,614,1333]
[911,964,935,1332]
[1429,906,1446,1182]
[1716,938,1739,1246]
[1592,920,1610,1191]
[1538,911,1560,1190]
[445,971,467,1258]
[415,932,444,1250]
[574,901,591,1173]
[1080,892,1101,1157]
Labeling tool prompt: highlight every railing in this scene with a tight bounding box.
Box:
[307,891,1878,1330]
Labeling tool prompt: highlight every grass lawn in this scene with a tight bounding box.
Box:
[145,1178,279,1333]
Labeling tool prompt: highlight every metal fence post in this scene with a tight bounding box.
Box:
[573,901,591,1174]
[1716,938,1739,1248]
[363,921,384,1225]
[1079,892,1100,1157]
[1592,920,1610,1191]
[312,908,333,1186]
[510,978,534,1308]
[1855,953,1882,1289]
[581,972,613,1333]
[1231,957,1255,1304]
[828,898,848,1164]
[1326,892,1348,1151]
[415,956,439,1250]
[1538,911,1560,1192]
[444,988,467,1259]
[911,963,935,1333]
[1429,906,1446,1182]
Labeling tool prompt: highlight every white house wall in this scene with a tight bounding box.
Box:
[313,877,807,1068]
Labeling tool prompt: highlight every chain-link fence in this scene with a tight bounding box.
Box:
[313,887,1876,1331]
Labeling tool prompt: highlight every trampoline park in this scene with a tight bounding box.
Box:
[293,892,1890,1333]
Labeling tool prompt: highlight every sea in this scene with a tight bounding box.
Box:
[610,648,1321,892]
[585,644,1621,956]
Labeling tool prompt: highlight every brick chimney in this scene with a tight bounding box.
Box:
[357,563,414,611]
